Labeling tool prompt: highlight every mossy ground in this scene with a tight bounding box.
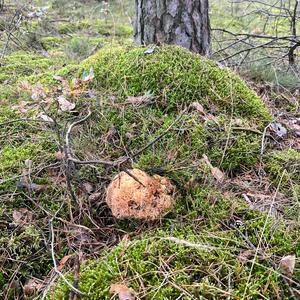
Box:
[52,186,299,299]
[0,1,299,299]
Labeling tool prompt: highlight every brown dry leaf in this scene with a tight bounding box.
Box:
[211,167,225,182]
[191,102,218,123]
[279,255,296,277]
[269,122,287,138]
[17,168,47,193]
[71,78,83,90]
[57,95,75,111]
[202,154,225,182]
[287,120,300,136]
[54,151,64,161]
[39,112,54,123]
[13,208,33,225]
[191,101,205,114]
[126,92,153,106]
[126,96,148,105]
[238,250,253,263]
[53,75,64,82]
[48,168,67,187]
[109,283,135,300]
[12,101,31,114]
[23,278,43,297]
[76,182,94,198]
[19,81,32,92]
[82,182,94,194]
[31,83,46,101]
[88,192,102,203]
[57,254,73,271]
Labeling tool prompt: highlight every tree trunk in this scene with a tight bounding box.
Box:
[134,0,210,56]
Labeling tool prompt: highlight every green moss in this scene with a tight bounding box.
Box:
[41,36,65,50]
[76,45,273,173]
[265,149,300,214]
[78,19,133,37]
[0,136,55,191]
[57,22,78,34]
[266,149,300,184]
[0,52,53,84]
[81,45,272,121]
[52,191,299,299]
[0,143,47,189]
[0,51,69,87]
[64,37,93,61]
[96,21,133,37]
[23,63,78,86]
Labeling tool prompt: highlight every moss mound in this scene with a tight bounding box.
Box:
[52,189,299,299]
[81,45,271,120]
[0,52,52,83]
[77,45,272,173]
[51,49,298,297]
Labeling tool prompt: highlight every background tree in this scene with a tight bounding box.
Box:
[134,0,211,55]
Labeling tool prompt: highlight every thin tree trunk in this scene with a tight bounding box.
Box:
[134,0,210,56]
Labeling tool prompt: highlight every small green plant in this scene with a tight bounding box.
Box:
[64,37,92,62]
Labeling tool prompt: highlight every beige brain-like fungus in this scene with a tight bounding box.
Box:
[106,169,175,220]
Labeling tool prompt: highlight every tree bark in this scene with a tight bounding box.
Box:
[134,0,210,56]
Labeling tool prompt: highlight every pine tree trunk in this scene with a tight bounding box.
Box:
[134,0,210,55]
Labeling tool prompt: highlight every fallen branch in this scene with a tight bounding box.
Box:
[163,237,217,251]
[49,221,87,297]
[64,106,188,187]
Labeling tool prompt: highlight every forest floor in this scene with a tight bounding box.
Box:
[0,1,299,299]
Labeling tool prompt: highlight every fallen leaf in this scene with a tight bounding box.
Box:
[279,255,296,277]
[13,208,33,225]
[211,167,225,182]
[126,96,146,105]
[17,168,47,193]
[57,95,75,112]
[23,278,43,297]
[53,75,64,82]
[54,151,64,161]
[48,168,67,187]
[82,67,95,82]
[238,250,253,263]
[12,101,31,114]
[202,154,225,182]
[16,181,47,193]
[19,81,32,92]
[269,122,287,138]
[191,102,205,114]
[31,83,46,101]
[88,192,102,203]
[57,254,73,271]
[287,120,300,136]
[144,47,156,54]
[109,283,135,300]
[191,102,218,122]
[39,112,54,123]
[126,92,154,106]
[82,182,94,194]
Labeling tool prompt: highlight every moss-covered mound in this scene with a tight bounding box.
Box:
[52,189,300,299]
[81,45,271,120]
[77,45,272,173]
[0,52,55,84]
[48,47,300,299]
